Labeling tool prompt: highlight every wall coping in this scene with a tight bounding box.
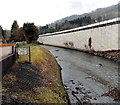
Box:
[0,44,16,47]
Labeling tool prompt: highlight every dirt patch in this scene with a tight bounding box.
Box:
[81,50,120,62]
[2,62,43,103]
[102,88,120,101]
[93,50,120,62]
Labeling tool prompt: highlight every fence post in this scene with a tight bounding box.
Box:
[29,46,31,63]
[12,46,14,54]
[15,46,18,60]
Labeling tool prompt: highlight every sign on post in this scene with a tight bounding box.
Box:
[18,47,28,55]
[17,46,31,62]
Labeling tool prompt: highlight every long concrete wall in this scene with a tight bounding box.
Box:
[38,18,120,51]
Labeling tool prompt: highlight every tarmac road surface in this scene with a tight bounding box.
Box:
[41,45,119,104]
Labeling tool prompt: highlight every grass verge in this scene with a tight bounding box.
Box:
[2,45,69,104]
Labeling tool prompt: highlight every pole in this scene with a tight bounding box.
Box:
[12,46,14,54]
[29,46,31,63]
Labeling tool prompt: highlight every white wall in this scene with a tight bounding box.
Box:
[0,46,13,59]
[38,23,119,51]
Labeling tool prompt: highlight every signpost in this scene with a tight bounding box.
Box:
[18,47,28,55]
[29,46,31,62]
[18,46,31,62]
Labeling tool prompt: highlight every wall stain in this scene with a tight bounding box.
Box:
[64,41,74,48]
[88,37,92,50]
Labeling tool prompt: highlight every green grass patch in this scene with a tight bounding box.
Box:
[17,45,45,63]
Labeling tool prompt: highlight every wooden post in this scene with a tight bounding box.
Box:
[14,46,17,61]
[29,46,31,62]
[12,46,14,54]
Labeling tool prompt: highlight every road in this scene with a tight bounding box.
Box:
[41,45,119,104]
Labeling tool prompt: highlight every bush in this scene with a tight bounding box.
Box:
[16,41,28,47]
[31,40,40,45]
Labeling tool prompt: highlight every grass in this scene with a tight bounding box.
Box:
[3,45,69,104]
[17,46,45,62]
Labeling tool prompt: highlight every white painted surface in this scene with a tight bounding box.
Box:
[18,47,28,55]
[38,20,119,51]
[0,47,13,59]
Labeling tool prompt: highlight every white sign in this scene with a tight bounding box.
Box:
[18,48,28,55]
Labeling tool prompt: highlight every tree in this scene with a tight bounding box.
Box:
[10,20,19,42]
[3,30,11,41]
[0,26,3,39]
[18,27,26,41]
[23,23,38,42]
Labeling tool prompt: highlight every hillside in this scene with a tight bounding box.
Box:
[39,2,120,34]
[49,2,119,27]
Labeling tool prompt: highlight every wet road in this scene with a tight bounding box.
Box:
[41,45,119,104]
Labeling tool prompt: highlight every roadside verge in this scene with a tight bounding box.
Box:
[2,45,69,104]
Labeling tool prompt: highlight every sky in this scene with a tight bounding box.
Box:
[0,0,119,30]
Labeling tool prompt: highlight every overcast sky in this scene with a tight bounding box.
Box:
[0,0,119,29]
